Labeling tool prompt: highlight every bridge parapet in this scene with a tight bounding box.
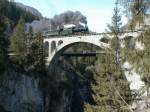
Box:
[43,30,142,64]
[43,30,142,38]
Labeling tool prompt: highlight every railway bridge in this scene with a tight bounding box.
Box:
[43,31,144,90]
[43,31,141,64]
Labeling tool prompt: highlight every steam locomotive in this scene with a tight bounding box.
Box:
[43,24,89,37]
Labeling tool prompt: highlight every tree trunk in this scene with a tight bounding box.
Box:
[146,84,149,108]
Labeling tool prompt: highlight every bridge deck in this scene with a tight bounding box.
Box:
[61,51,105,57]
[43,30,143,38]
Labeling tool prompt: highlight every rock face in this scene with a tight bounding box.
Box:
[0,70,44,112]
[46,59,94,112]
[0,59,94,112]
[16,2,42,18]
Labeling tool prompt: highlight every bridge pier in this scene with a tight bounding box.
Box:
[43,32,144,91]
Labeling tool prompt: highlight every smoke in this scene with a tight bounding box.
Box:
[27,11,87,32]
[50,11,87,30]
[26,19,51,32]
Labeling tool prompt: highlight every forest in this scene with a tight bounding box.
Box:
[0,0,150,112]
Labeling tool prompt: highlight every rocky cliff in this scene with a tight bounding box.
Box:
[46,58,95,112]
[16,2,42,18]
[0,70,44,112]
[0,58,94,112]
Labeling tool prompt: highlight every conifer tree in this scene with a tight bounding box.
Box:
[118,0,150,28]
[0,17,9,73]
[125,29,150,108]
[23,26,35,71]
[31,32,46,74]
[85,2,132,112]
[137,29,150,108]
[10,17,46,73]
[10,16,27,68]
[107,1,122,65]
[118,0,150,108]
[26,26,34,54]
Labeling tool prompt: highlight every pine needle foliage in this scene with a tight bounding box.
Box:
[85,2,132,112]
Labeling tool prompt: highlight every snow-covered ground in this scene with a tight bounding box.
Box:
[123,61,144,90]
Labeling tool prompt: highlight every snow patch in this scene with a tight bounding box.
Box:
[123,61,132,69]
[123,62,144,90]
[125,71,144,90]
[135,41,144,50]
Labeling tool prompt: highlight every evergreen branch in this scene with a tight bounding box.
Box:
[115,88,133,112]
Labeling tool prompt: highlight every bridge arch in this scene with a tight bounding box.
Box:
[44,41,49,57]
[44,35,109,64]
[51,41,57,53]
[43,31,143,91]
[58,40,63,46]
[49,41,106,64]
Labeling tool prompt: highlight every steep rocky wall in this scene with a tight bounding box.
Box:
[0,70,44,112]
[0,59,94,112]
[46,59,94,112]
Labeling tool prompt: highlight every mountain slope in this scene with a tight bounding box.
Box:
[16,2,42,18]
